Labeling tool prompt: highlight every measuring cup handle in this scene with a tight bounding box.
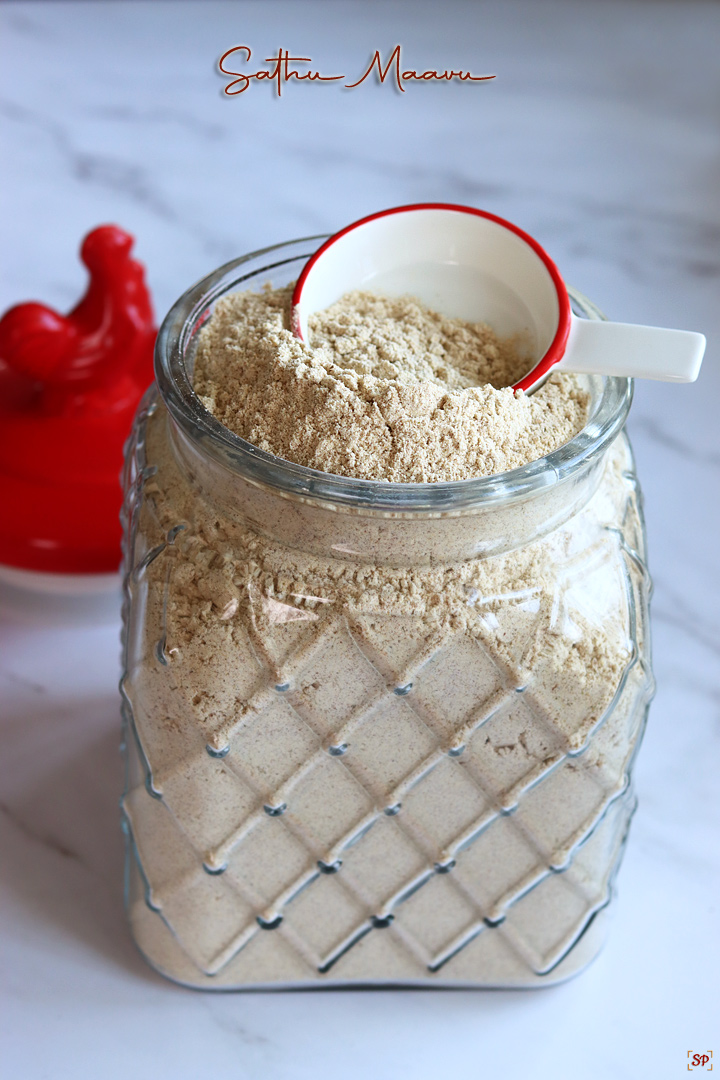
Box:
[556,314,706,382]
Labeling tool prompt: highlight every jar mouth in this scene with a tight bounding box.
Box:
[155,236,632,514]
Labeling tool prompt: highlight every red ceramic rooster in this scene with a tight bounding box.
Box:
[0,225,156,576]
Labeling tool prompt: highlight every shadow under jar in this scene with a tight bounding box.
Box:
[120,238,655,989]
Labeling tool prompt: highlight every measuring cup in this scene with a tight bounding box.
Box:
[291,203,705,393]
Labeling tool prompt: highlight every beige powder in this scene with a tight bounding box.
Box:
[193,287,589,483]
[121,391,651,988]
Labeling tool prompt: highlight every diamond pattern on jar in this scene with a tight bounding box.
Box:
[394,874,478,957]
[340,816,429,909]
[284,755,374,850]
[452,814,546,918]
[502,872,597,974]
[349,614,451,688]
[513,759,610,867]
[223,817,313,907]
[411,636,505,742]
[226,698,321,795]
[282,875,368,958]
[463,696,563,808]
[344,697,439,801]
[123,782,198,896]
[287,621,387,738]
[159,752,258,855]
[401,757,490,850]
[156,867,256,974]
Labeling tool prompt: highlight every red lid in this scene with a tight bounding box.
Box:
[0,226,156,574]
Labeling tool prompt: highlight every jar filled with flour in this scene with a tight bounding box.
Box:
[120,230,656,989]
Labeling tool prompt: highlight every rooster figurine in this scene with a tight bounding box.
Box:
[0,225,156,577]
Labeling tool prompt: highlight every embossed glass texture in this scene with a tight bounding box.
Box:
[120,239,654,989]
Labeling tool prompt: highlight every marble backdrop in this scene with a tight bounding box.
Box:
[1,3,718,1078]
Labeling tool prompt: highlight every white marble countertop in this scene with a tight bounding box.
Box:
[1,2,718,1077]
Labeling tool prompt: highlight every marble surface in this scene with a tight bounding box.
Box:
[1,2,718,1077]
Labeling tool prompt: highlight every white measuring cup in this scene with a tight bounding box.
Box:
[292,203,705,393]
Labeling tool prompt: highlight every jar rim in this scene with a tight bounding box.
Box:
[155,236,632,514]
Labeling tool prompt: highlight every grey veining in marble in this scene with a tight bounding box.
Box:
[1,3,718,1079]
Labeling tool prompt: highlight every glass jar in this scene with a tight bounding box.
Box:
[120,239,654,989]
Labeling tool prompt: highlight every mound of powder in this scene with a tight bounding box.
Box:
[193,287,590,483]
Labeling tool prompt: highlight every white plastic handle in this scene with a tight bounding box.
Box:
[554,314,706,383]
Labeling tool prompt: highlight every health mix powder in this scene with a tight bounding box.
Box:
[192,287,590,483]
